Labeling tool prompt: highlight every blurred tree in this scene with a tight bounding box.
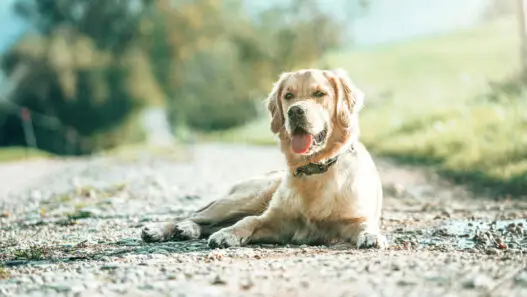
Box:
[148,0,347,131]
[2,0,161,153]
[1,0,157,154]
[2,0,363,154]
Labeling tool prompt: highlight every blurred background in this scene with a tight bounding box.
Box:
[0,0,525,195]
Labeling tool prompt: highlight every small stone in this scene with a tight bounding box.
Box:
[30,275,44,285]
[101,264,119,270]
[514,271,527,287]
[397,278,418,286]
[44,284,72,293]
[385,183,406,197]
[4,260,28,267]
[464,274,494,290]
[98,256,110,262]
[211,274,226,285]
[239,276,253,290]
[138,284,155,291]
[440,208,451,218]
[148,250,168,257]
[167,274,177,280]
[207,251,224,261]
[485,248,500,255]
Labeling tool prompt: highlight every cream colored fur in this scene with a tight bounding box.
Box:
[141,68,386,249]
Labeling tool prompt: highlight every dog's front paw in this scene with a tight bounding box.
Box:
[172,220,201,240]
[356,231,387,249]
[141,220,201,243]
[141,224,167,243]
[208,229,245,249]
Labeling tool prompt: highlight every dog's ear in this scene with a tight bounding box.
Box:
[266,72,291,134]
[328,68,365,127]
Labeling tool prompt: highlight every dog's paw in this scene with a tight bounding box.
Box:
[141,220,201,243]
[208,229,245,249]
[141,224,167,243]
[356,231,388,249]
[172,220,201,240]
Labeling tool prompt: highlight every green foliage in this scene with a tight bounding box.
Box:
[0,267,10,280]
[149,0,344,131]
[335,16,527,197]
[2,0,153,155]
[2,0,348,154]
[14,244,50,260]
[0,146,52,163]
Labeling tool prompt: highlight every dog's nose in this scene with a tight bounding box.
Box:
[288,106,305,120]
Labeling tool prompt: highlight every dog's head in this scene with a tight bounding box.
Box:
[266,68,364,168]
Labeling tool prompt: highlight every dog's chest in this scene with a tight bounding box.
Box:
[287,175,359,222]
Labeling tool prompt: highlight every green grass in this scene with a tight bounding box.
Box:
[0,267,10,280]
[205,16,527,197]
[0,147,54,163]
[96,143,190,162]
[200,118,277,146]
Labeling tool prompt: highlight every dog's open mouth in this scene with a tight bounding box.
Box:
[291,127,327,154]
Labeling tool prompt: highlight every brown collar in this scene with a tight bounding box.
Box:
[293,144,356,177]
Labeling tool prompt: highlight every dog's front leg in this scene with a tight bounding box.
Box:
[352,220,388,249]
[207,210,288,248]
[141,171,283,243]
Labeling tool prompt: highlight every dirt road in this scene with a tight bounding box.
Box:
[1,143,526,297]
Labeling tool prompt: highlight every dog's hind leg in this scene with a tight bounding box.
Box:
[141,170,284,243]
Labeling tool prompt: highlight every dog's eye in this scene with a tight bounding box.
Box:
[313,91,326,98]
[284,92,294,100]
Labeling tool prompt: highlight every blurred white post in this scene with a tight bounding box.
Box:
[141,106,176,147]
[518,0,527,74]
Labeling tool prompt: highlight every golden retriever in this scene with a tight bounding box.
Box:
[141,68,386,249]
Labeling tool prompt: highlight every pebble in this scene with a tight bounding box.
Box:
[44,283,72,293]
[485,248,500,255]
[29,275,44,285]
[239,276,253,290]
[101,264,120,270]
[396,278,418,286]
[210,274,227,285]
[514,271,527,287]
[385,183,406,198]
[463,274,494,290]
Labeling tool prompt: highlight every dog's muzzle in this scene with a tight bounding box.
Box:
[287,105,307,128]
[287,105,326,142]
[287,105,328,154]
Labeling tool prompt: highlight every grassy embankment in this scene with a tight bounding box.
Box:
[206,16,527,197]
[0,147,53,163]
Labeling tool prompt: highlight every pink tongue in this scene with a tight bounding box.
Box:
[291,133,313,154]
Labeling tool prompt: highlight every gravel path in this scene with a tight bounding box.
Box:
[1,143,526,297]
[0,159,67,200]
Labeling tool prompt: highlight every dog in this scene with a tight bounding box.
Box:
[141,68,387,249]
